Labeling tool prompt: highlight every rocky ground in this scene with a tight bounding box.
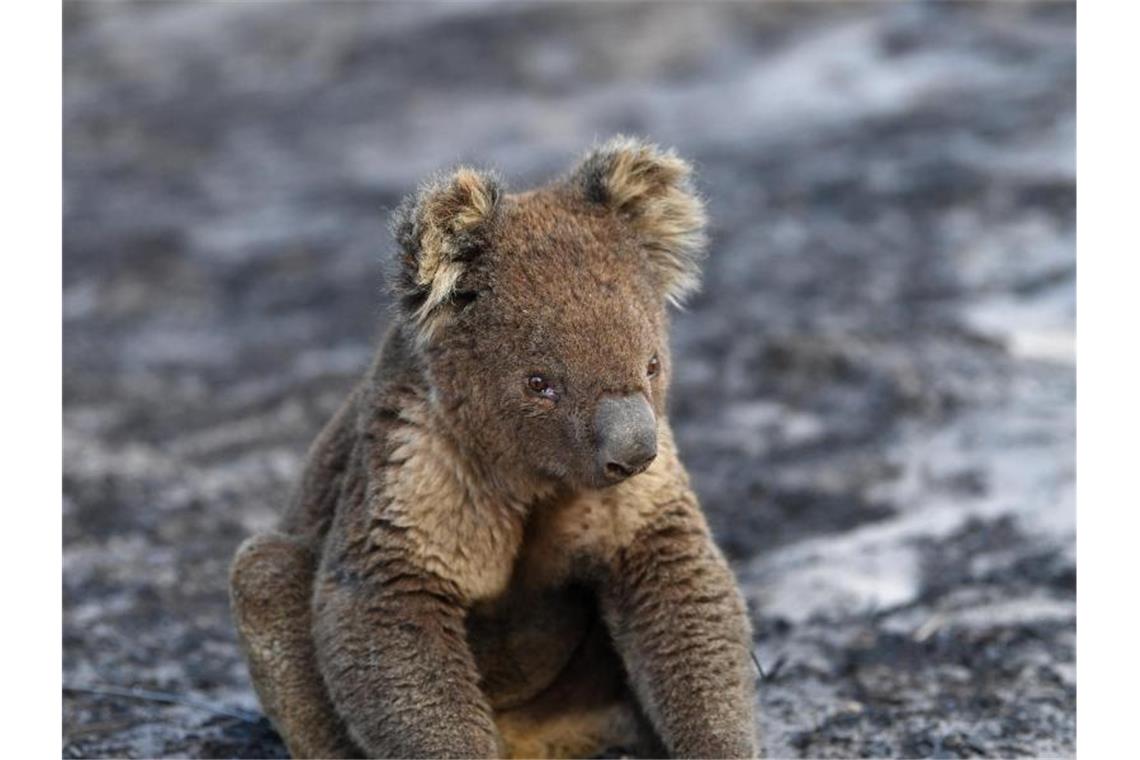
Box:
[63,3,1075,757]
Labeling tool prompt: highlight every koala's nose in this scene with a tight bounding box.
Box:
[595,393,658,484]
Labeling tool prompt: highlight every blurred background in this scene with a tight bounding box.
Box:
[62,2,1075,757]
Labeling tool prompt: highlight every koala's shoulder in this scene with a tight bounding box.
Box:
[356,388,533,604]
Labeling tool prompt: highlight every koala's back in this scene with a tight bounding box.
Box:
[278,326,419,547]
[277,387,357,543]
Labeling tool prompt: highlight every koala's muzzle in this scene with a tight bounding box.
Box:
[595,394,658,484]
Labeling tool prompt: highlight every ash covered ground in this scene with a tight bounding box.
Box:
[63,3,1075,757]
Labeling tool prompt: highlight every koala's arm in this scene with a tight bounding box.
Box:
[311,537,500,758]
[600,493,758,758]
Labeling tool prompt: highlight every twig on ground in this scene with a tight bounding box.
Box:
[64,718,137,737]
[752,651,788,683]
[63,683,262,724]
[751,650,767,680]
[765,654,788,682]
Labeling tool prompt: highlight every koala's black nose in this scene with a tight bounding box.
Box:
[595,394,658,484]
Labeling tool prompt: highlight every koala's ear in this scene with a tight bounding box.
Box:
[572,136,708,305]
[390,167,502,337]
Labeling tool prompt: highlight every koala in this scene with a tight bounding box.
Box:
[230,137,759,759]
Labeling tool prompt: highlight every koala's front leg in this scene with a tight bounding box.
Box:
[312,555,501,758]
[601,498,758,759]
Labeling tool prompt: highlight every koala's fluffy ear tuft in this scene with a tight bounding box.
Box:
[390,167,502,339]
[573,136,708,305]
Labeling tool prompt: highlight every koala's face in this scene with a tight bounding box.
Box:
[392,138,706,491]
[432,191,673,490]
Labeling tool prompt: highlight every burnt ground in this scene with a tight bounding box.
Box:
[62,3,1075,758]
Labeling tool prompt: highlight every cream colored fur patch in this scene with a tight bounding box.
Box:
[376,402,527,602]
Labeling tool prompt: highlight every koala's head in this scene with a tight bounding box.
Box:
[389,137,707,492]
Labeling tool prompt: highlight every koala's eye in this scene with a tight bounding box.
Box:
[647,355,661,378]
[527,375,558,401]
[451,290,478,310]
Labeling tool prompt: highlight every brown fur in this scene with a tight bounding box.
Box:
[230,137,758,758]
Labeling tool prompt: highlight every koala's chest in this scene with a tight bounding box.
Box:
[513,490,633,588]
[465,495,620,709]
[464,492,644,708]
[467,582,595,710]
